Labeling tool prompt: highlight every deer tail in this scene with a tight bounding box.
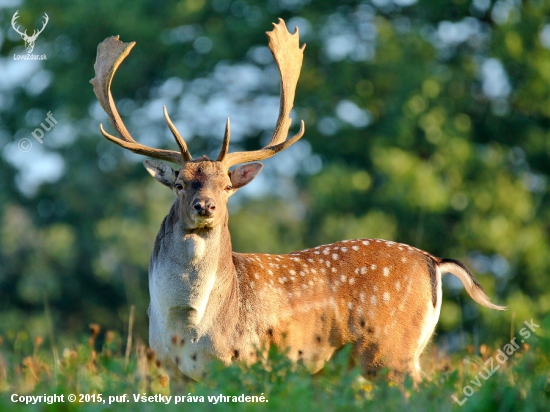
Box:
[438,258,506,311]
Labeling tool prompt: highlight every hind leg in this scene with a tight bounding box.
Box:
[411,271,443,383]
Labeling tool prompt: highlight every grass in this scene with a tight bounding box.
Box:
[0,317,549,411]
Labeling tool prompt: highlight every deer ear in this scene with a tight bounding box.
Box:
[230,162,263,189]
[143,159,177,188]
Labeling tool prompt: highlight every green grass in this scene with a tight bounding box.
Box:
[1,318,549,411]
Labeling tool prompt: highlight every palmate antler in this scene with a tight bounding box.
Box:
[91,19,305,168]
[90,36,188,164]
[218,18,306,168]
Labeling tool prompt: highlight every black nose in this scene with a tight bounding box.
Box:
[193,198,216,216]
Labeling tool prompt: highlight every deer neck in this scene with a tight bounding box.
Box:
[152,199,236,330]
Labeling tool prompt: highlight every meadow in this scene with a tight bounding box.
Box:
[1,315,549,411]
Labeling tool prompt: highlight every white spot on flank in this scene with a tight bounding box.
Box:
[308,258,314,263]
[325,261,331,268]
[268,270,273,275]
[383,292,390,302]
[302,284,308,290]
[299,271,305,277]
[340,275,347,282]
[315,251,320,255]
[352,245,359,251]
[395,281,401,291]
[373,285,378,292]
[323,248,330,255]
[331,267,337,273]
[371,264,377,270]
[361,267,367,275]
[341,247,348,252]
[349,278,355,285]
[308,280,314,286]
[371,295,377,305]
[250,281,254,288]
[254,273,260,279]
[362,241,370,246]
[311,268,317,274]
[383,267,390,277]
[332,253,339,260]
[348,302,353,309]
[289,270,296,276]
[355,268,360,275]
[360,293,365,302]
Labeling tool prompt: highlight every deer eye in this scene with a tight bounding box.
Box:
[225,185,233,192]
[175,183,183,191]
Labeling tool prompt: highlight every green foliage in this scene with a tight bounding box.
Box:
[1,0,550,386]
[0,318,549,410]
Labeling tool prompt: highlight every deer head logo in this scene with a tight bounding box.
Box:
[11,10,49,54]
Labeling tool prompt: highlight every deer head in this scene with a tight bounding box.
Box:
[90,19,305,231]
[11,11,49,54]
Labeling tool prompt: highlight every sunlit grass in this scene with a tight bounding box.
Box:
[0,317,549,411]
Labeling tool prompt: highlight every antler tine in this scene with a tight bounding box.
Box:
[223,121,304,167]
[90,36,183,165]
[216,118,231,162]
[221,19,306,168]
[163,106,192,162]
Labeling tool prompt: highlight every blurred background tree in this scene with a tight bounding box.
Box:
[0,0,549,352]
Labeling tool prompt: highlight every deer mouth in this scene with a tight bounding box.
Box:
[192,216,215,229]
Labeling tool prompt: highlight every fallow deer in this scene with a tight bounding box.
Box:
[91,19,505,383]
